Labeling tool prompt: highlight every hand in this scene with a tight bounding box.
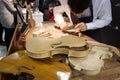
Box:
[16,33,26,50]
[74,22,87,32]
[48,7,54,13]
[18,33,26,45]
[58,22,69,31]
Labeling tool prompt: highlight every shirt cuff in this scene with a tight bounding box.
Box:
[86,23,96,30]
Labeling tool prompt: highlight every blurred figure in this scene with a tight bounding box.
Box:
[39,0,44,12]
[0,0,16,50]
[43,0,60,21]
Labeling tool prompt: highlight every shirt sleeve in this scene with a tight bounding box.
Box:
[86,0,112,30]
[2,0,16,13]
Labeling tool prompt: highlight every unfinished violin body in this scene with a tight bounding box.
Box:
[25,35,90,59]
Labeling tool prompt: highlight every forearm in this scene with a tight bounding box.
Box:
[86,18,112,30]
[3,0,16,13]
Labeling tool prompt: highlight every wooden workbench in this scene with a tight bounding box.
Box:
[25,22,120,80]
[6,21,120,80]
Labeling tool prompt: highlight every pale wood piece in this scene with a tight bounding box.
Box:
[7,24,22,55]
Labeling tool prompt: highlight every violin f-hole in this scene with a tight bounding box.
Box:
[18,66,35,71]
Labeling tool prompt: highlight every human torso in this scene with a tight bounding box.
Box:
[0,0,15,28]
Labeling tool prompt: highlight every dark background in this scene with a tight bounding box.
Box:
[101,0,120,48]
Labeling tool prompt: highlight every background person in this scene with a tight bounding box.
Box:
[0,0,16,50]
[43,0,60,21]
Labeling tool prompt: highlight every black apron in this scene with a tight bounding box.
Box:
[70,1,102,42]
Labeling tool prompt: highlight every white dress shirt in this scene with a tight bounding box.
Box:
[53,0,112,30]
